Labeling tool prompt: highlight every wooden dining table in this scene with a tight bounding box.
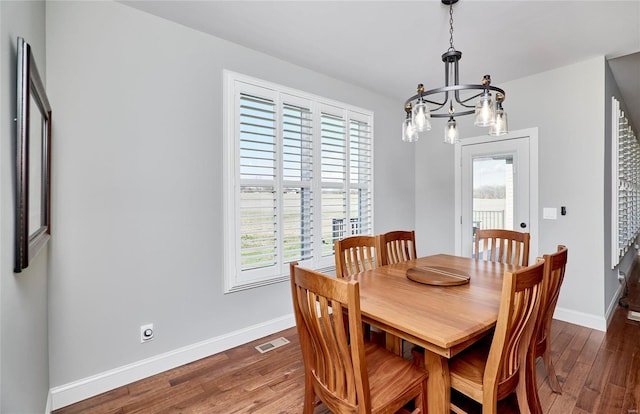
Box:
[347,254,522,414]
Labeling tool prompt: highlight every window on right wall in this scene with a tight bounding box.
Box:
[611,96,639,268]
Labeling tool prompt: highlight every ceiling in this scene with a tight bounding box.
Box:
[122,0,640,129]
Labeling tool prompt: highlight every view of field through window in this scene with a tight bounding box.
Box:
[472,155,514,233]
[237,89,372,273]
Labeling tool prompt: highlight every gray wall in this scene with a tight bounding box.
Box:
[46,0,414,388]
[414,123,457,256]
[502,57,607,321]
[415,56,627,328]
[0,1,50,413]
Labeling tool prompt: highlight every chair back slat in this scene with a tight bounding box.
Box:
[376,230,417,266]
[335,236,377,278]
[475,229,531,266]
[290,263,370,413]
[484,260,544,401]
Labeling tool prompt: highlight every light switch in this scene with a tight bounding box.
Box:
[543,207,557,220]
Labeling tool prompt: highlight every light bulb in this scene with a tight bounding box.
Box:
[412,101,431,132]
[402,118,419,142]
[489,108,508,136]
[474,92,495,127]
[444,117,458,144]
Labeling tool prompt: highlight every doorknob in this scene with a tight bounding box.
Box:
[520,222,527,229]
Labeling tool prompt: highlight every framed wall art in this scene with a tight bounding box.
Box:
[15,37,52,273]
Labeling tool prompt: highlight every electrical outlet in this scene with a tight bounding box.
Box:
[618,271,625,282]
[140,323,154,343]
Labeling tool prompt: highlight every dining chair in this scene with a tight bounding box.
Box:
[474,229,531,266]
[447,260,545,414]
[334,235,383,345]
[334,235,378,278]
[289,262,428,414]
[528,245,568,398]
[376,230,417,355]
[376,230,417,266]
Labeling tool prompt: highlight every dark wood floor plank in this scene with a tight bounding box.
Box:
[576,328,605,364]
[622,343,640,413]
[574,387,602,414]
[562,361,592,399]
[597,383,625,414]
[556,323,591,384]
[575,345,616,411]
[166,352,230,387]
[547,393,577,414]
[50,386,130,414]
[537,377,559,413]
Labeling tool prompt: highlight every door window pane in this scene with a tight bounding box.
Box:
[472,155,514,236]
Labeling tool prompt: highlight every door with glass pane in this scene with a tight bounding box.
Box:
[460,137,530,258]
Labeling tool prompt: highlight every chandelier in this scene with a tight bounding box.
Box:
[402,0,508,144]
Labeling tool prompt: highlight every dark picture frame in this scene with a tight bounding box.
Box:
[15,37,52,273]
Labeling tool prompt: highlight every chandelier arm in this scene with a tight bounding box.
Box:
[430,109,475,118]
[455,91,484,107]
[424,100,448,112]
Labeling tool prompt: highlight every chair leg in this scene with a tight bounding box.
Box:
[542,339,563,393]
[515,366,532,414]
[481,398,499,414]
[417,378,428,414]
[525,345,543,414]
[303,375,315,414]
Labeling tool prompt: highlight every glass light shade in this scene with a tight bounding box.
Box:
[412,101,431,132]
[489,108,508,136]
[444,118,458,144]
[474,93,495,127]
[402,118,419,142]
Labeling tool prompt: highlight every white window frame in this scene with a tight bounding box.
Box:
[223,71,374,293]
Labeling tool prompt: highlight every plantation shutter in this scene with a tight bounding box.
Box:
[238,92,277,271]
[349,116,373,236]
[320,111,347,257]
[281,99,313,263]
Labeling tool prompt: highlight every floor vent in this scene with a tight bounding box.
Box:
[628,310,640,322]
[255,337,290,354]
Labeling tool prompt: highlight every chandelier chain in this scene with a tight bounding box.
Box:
[448,1,455,51]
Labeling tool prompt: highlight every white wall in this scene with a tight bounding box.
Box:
[46,0,414,404]
[0,1,50,412]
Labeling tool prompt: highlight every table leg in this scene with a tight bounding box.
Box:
[384,332,402,356]
[424,349,450,414]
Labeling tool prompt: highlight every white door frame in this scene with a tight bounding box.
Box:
[454,128,539,260]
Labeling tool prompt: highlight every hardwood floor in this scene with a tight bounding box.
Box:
[55,274,640,414]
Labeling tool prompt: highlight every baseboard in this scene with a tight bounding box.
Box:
[606,282,625,326]
[552,306,607,332]
[49,314,296,411]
